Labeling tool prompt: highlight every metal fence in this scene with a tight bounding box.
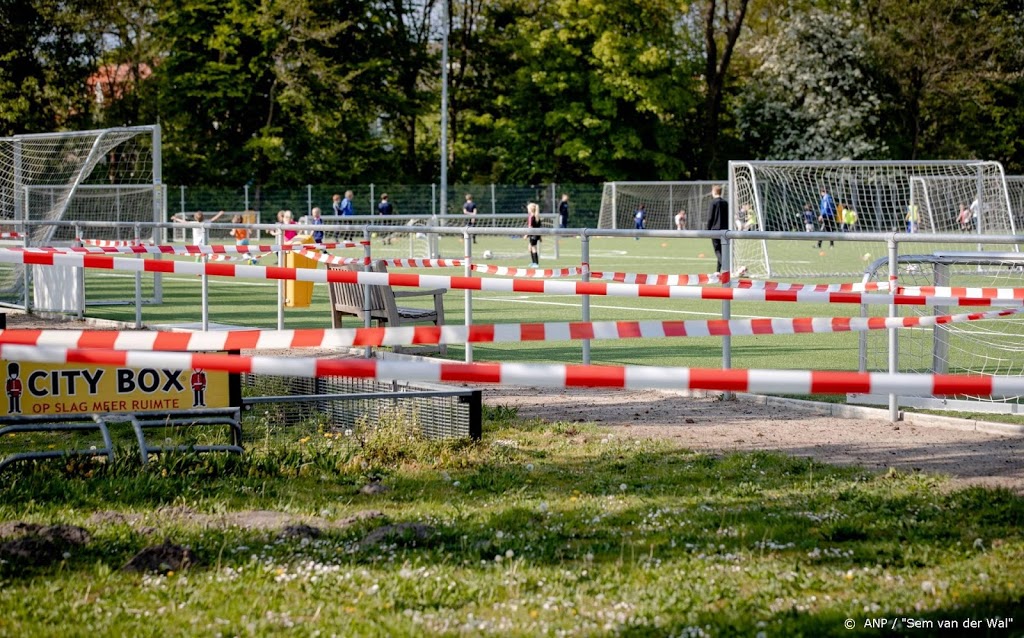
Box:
[241,373,481,440]
[170,183,605,229]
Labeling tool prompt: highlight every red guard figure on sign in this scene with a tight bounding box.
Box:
[5,362,22,414]
[190,368,207,407]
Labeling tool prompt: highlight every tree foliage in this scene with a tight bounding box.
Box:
[733,8,886,160]
[1,0,1022,182]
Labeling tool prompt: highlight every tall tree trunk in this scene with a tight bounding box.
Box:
[700,0,749,178]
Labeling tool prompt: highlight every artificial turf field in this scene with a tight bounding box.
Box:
[69,231,1022,377]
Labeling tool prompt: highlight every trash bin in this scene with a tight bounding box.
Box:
[284,236,316,308]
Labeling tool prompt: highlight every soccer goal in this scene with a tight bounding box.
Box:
[598,181,726,231]
[0,125,163,308]
[729,161,1015,279]
[853,252,1024,413]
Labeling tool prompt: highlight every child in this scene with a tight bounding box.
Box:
[633,204,646,240]
[230,214,257,265]
[282,210,298,243]
[172,210,224,262]
[526,202,542,267]
[674,209,687,230]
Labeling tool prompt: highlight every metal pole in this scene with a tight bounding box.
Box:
[244,184,250,212]
[439,0,449,243]
[134,224,142,328]
[307,184,313,218]
[581,233,591,364]
[888,236,899,422]
[464,230,473,363]
[74,223,84,319]
[370,184,375,215]
[276,228,285,330]
[721,234,732,397]
[490,183,496,215]
[364,228,373,359]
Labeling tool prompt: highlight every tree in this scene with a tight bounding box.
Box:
[453,0,701,183]
[733,8,886,160]
[0,0,103,134]
[697,0,751,177]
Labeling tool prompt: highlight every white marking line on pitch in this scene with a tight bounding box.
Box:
[485,296,768,319]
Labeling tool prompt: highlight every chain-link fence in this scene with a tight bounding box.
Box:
[170,183,605,229]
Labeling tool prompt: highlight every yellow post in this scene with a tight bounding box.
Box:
[284,235,316,308]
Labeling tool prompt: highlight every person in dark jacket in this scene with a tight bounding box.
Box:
[705,184,728,273]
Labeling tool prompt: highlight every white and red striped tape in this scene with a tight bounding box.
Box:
[735,280,890,293]
[14,243,352,256]
[589,271,723,285]
[1,307,1017,352]
[1,248,1018,306]
[82,239,148,247]
[0,343,1015,396]
[0,232,23,240]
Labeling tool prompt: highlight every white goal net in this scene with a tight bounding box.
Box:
[0,125,162,306]
[729,161,1014,279]
[598,182,726,231]
[856,253,1024,413]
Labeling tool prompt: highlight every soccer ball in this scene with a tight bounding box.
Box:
[482,249,493,259]
[862,252,872,262]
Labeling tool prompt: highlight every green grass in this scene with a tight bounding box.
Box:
[0,408,1021,636]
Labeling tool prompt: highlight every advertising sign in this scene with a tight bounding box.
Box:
[1,360,233,418]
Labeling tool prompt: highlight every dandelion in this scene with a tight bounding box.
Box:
[538,502,549,513]
[921,580,935,595]
[619,483,627,492]
[505,549,514,559]
[494,555,503,563]
[344,429,353,437]
[495,531,504,539]
[525,463,534,471]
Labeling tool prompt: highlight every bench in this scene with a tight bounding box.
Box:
[327,260,447,354]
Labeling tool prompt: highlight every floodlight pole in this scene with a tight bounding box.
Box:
[439,0,449,253]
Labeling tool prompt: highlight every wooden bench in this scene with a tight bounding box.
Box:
[327,260,447,354]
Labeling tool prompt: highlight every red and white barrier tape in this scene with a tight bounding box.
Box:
[1,307,1018,352]
[0,232,23,240]
[0,343,1015,396]
[207,252,273,262]
[15,243,350,256]
[471,264,586,278]
[735,280,891,293]
[82,239,144,247]
[589,271,722,285]
[895,285,1024,300]
[0,249,1017,306]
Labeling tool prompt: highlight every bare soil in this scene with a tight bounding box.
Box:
[483,386,1024,494]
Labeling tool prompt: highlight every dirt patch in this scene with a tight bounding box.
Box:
[360,523,435,550]
[122,541,197,573]
[484,386,1024,494]
[89,508,387,534]
[0,523,92,565]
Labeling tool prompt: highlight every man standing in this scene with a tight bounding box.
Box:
[377,193,393,216]
[463,193,478,243]
[817,187,837,248]
[558,193,570,228]
[706,184,728,273]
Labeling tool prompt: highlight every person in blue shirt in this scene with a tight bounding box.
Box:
[802,203,816,232]
[817,187,837,248]
[377,193,393,216]
[340,190,355,216]
[633,203,646,240]
[310,207,324,244]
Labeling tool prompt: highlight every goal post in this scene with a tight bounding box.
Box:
[728,160,1015,279]
[854,251,1024,414]
[598,181,726,231]
[0,125,163,308]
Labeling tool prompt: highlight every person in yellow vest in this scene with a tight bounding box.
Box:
[841,205,858,232]
[906,202,920,233]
